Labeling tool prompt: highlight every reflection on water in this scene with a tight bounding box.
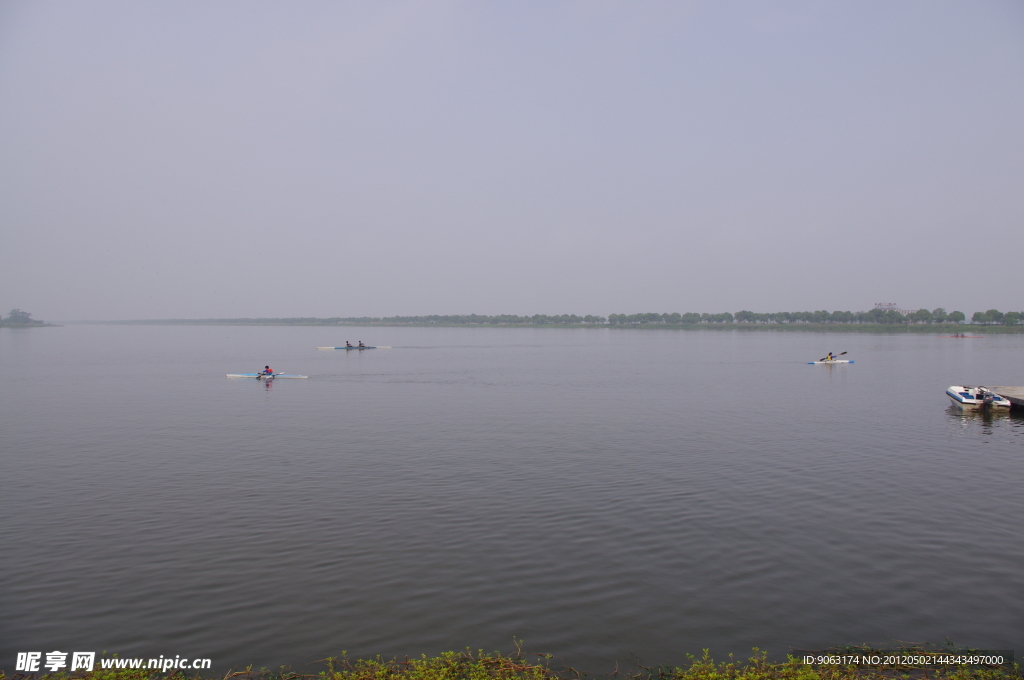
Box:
[945,405,1024,442]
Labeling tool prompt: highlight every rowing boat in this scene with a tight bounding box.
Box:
[807,360,854,364]
[316,346,391,350]
[226,373,308,379]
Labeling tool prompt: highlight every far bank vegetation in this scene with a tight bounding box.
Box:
[87,308,1024,328]
[610,308,1021,326]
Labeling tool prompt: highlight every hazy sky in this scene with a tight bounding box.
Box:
[2,1,1022,320]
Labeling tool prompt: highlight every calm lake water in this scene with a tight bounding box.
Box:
[2,325,1022,672]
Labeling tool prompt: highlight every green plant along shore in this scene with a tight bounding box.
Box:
[3,648,1017,680]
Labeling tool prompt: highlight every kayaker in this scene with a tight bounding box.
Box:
[825,352,834,361]
[358,341,365,348]
[262,365,273,375]
[345,341,353,347]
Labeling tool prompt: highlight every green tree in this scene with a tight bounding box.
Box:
[883,309,906,324]
[5,309,36,324]
[949,310,966,324]
[910,308,932,324]
[830,311,851,323]
[775,312,794,324]
[734,310,755,323]
[862,308,885,323]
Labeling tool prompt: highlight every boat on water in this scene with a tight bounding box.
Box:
[316,346,391,350]
[226,373,308,379]
[940,335,984,338]
[808,351,852,365]
[946,385,1010,409]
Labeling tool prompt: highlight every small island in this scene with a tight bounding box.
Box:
[0,309,55,327]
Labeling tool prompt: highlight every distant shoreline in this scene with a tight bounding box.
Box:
[65,319,1024,333]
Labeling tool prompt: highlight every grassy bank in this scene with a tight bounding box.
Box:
[4,648,1017,680]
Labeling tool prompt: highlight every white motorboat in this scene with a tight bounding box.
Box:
[946,385,1011,409]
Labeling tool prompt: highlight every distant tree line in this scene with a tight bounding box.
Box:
[609,308,1024,325]
[970,309,1023,325]
[324,314,609,325]
[123,314,610,326]
[609,312,732,324]
[0,309,44,325]
[92,309,1023,326]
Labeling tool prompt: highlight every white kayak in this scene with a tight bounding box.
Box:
[226,373,308,379]
[808,360,854,364]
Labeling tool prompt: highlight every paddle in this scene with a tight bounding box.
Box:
[818,351,848,362]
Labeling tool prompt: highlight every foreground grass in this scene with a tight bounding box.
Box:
[4,649,1018,680]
